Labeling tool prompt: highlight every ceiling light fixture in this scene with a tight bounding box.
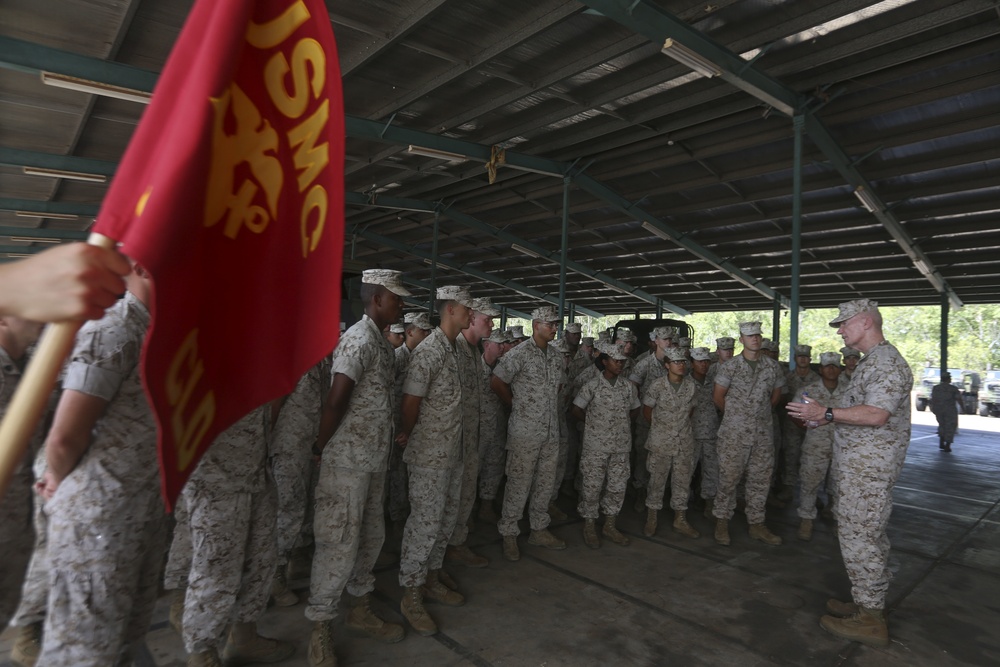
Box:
[853,186,880,213]
[8,236,63,244]
[40,71,152,104]
[407,145,468,163]
[22,166,107,183]
[660,39,722,79]
[511,243,546,260]
[14,210,81,221]
[641,220,674,243]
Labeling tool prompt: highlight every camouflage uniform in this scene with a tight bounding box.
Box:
[550,361,573,502]
[164,494,192,590]
[779,367,820,487]
[449,335,482,547]
[628,353,667,491]
[643,376,697,511]
[39,292,166,667]
[269,364,323,566]
[307,315,395,622]
[478,355,508,502]
[930,381,961,443]
[573,374,639,518]
[712,354,784,523]
[494,337,565,537]
[9,449,49,631]
[388,343,413,522]
[180,407,276,654]
[796,377,849,520]
[399,327,464,587]
[691,373,720,501]
[0,348,34,629]
[834,341,912,609]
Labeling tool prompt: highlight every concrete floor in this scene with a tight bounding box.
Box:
[3,413,999,666]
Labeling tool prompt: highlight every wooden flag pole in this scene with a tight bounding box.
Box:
[0,232,117,498]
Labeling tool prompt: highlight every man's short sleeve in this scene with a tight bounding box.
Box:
[493,346,522,385]
[62,320,136,401]
[330,330,372,382]
[642,380,662,408]
[864,356,911,415]
[573,378,595,410]
[402,344,439,399]
[714,360,733,389]
[629,383,641,410]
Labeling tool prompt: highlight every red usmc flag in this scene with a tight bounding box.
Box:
[93,0,344,508]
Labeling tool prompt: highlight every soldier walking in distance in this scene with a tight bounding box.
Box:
[930,372,961,452]
[305,269,408,667]
[787,299,913,647]
[712,322,785,547]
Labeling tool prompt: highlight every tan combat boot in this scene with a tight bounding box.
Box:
[270,567,298,607]
[435,568,460,591]
[445,544,489,568]
[820,607,889,647]
[748,523,782,546]
[307,622,337,667]
[186,648,223,667]
[345,593,404,643]
[797,518,813,542]
[672,511,700,539]
[169,587,186,635]
[714,518,731,546]
[583,518,601,548]
[602,515,630,546]
[643,508,658,537]
[528,529,567,550]
[826,598,860,617]
[221,621,295,666]
[548,501,568,521]
[502,535,520,561]
[423,571,465,606]
[11,621,42,667]
[400,586,438,636]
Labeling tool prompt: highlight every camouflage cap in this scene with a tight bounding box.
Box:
[436,284,474,307]
[471,297,501,317]
[581,336,595,346]
[597,331,611,342]
[388,323,405,334]
[690,346,711,361]
[652,326,672,340]
[739,321,762,336]
[530,305,561,323]
[829,298,879,327]
[794,344,812,357]
[565,322,583,334]
[362,269,411,296]
[761,338,778,352]
[715,336,735,350]
[405,312,433,330]
[649,331,657,341]
[820,352,841,366]
[509,325,526,339]
[485,330,507,345]
[616,327,636,343]
[840,346,861,358]
[550,338,571,354]
[678,336,691,348]
[665,347,688,362]
[598,341,628,361]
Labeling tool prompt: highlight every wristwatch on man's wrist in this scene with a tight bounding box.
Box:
[825,407,835,422]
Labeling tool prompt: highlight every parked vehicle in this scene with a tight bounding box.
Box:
[978,370,1000,417]
[915,368,964,414]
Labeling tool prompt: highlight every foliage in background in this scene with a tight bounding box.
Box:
[505,304,1000,381]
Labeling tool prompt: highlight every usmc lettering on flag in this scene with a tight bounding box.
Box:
[205,0,330,258]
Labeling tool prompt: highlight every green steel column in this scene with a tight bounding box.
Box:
[500,305,507,331]
[559,177,570,322]
[789,114,804,370]
[941,292,949,371]
[656,300,663,319]
[429,210,439,315]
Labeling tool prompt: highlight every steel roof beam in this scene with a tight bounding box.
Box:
[344,192,689,315]
[578,0,962,311]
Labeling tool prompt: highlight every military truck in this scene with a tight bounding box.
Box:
[978,370,1000,417]
[915,367,980,414]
